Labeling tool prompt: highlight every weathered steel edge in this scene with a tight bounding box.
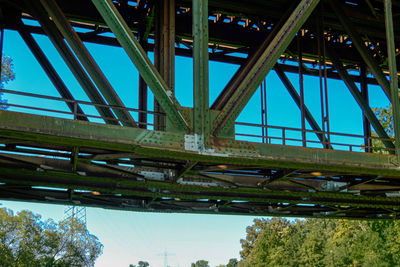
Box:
[1,167,400,209]
[0,196,386,221]
[0,110,398,176]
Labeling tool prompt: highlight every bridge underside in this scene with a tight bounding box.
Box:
[0,0,399,218]
[1,111,400,219]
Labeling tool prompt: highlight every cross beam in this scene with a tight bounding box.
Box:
[274,65,332,149]
[0,110,398,176]
[16,20,88,122]
[211,0,320,136]
[329,1,392,101]
[25,0,119,125]
[327,46,395,153]
[40,0,137,127]
[91,0,189,132]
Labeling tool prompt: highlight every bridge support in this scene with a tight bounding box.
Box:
[193,0,210,148]
[154,0,175,131]
[40,0,137,127]
[0,0,400,219]
[91,0,189,132]
[211,0,320,137]
[384,0,400,162]
[25,0,119,125]
[330,1,392,100]
[327,46,395,152]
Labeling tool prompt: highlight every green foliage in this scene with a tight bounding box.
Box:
[137,261,149,267]
[129,260,150,267]
[226,258,238,267]
[1,55,14,86]
[1,56,15,108]
[371,105,394,153]
[191,259,210,267]
[374,105,394,136]
[239,218,270,259]
[217,258,239,267]
[0,208,103,267]
[239,217,400,267]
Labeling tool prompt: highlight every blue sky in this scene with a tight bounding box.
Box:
[0,23,391,267]
[2,200,254,266]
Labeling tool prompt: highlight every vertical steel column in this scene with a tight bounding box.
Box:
[298,32,306,147]
[260,80,268,143]
[154,0,175,131]
[138,39,148,129]
[193,0,210,147]
[0,27,3,79]
[322,40,331,145]
[263,80,268,143]
[384,0,400,160]
[317,6,330,148]
[137,0,153,130]
[360,66,372,152]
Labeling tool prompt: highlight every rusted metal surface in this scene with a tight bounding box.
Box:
[0,0,399,218]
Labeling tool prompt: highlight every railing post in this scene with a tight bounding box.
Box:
[282,128,286,146]
[73,102,77,120]
[384,0,400,163]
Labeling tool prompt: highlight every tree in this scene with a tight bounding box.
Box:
[137,261,150,267]
[226,258,238,267]
[238,218,400,266]
[191,260,209,267]
[130,261,150,267]
[0,208,103,266]
[239,218,270,259]
[0,55,15,108]
[371,105,394,153]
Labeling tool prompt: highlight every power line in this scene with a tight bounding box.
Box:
[157,249,175,267]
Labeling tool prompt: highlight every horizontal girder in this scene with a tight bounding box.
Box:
[1,111,400,219]
[0,0,399,220]
[1,0,399,68]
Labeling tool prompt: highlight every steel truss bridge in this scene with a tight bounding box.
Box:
[0,0,399,219]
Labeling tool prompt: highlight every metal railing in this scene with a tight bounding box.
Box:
[0,88,164,129]
[235,121,395,153]
[0,89,393,153]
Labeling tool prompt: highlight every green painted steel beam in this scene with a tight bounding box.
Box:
[16,20,88,122]
[25,0,119,125]
[40,0,136,127]
[326,46,396,153]
[384,0,400,162]
[211,0,320,136]
[1,166,400,210]
[91,0,189,132]
[0,194,393,220]
[154,0,175,131]
[0,110,399,176]
[329,1,392,101]
[193,0,211,147]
